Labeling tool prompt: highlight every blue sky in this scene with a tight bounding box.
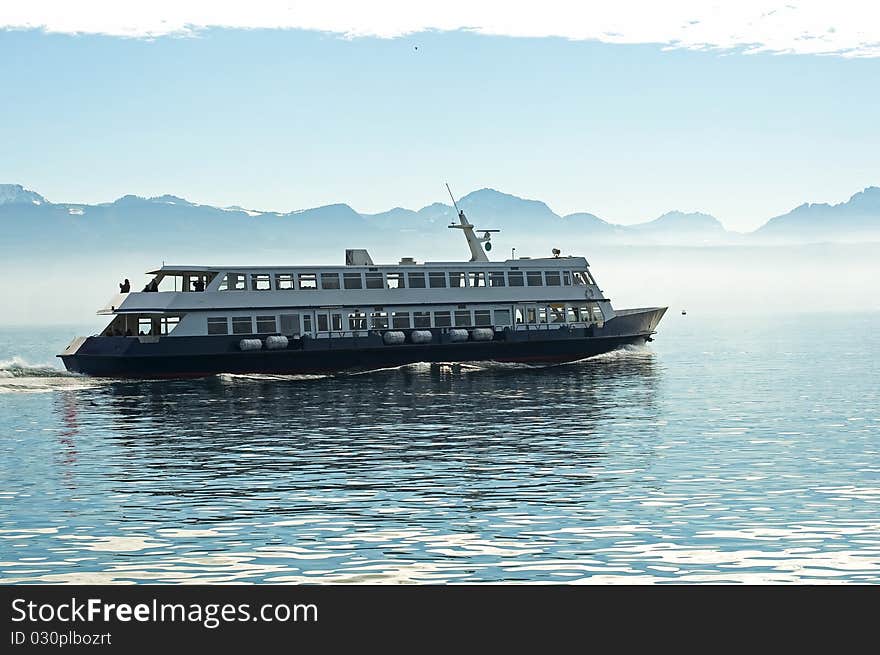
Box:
[1,21,878,230]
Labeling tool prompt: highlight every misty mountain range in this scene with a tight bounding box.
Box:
[2,183,879,260]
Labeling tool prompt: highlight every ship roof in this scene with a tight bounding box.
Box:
[148,256,588,275]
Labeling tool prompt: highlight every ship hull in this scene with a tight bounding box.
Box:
[59,307,666,379]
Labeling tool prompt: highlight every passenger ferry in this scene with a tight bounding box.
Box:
[59,194,667,377]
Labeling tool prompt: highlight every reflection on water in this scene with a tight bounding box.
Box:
[1,316,879,583]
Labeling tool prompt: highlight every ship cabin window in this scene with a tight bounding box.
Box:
[160,317,179,335]
[186,274,209,292]
[207,317,228,335]
[563,271,572,286]
[386,272,405,289]
[302,315,312,334]
[454,310,471,327]
[276,273,295,290]
[365,272,384,289]
[348,311,367,330]
[449,272,468,288]
[317,313,343,331]
[474,310,491,326]
[545,271,561,286]
[576,270,596,285]
[525,307,538,323]
[232,316,253,334]
[157,275,182,292]
[508,271,524,287]
[251,274,272,291]
[219,273,247,291]
[344,272,363,289]
[549,305,565,323]
[280,314,301,335]
[433,311,452,327]
[392,311,411,328]
[256,315,277,333]
[469,272,486,287]
[495,309,511,326]
[526,271,544,287]
[408,272,426,288]
[370,311,388,329]
[537,307,549,323]
[429,272,447,288]
[298,273,317,290]
[489,272,506,287]
[138,317,154,336]
[413,311,431,328]
[572,304,604,325]
[566,307,579,323]
[321,273,340,290]
[515,308,524,324]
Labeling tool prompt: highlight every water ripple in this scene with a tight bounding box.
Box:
[1,315,879,583]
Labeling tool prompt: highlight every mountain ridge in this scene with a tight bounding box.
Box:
[0,183,48,206]
[757,186,880,241]
[1,183,878,248]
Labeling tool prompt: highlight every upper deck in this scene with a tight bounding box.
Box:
[98,195,613,326]
[102,254,605,316]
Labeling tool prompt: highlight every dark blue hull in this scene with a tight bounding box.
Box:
[60,308,666,378]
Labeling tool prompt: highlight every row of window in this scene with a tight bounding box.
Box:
[206,303,605,335]
[218,269,596,292]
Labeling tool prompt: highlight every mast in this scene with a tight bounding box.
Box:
[445,183,497,263]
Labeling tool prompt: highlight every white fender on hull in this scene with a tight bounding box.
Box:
[471,328,495,341]
[265,335,289,350]
[383,331,406,345]
[410,330,433,344]
[239,338,262,351]
[448,329,469,342]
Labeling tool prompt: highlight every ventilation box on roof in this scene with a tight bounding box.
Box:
[346,249,374,266]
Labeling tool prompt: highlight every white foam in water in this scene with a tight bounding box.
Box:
[436,346,655,374]
[0,356,68,378]
[342,361,435,376]
[217,372,331,383]
[455,361,541,373]
[0,356,103,394]
[568,344,655,365]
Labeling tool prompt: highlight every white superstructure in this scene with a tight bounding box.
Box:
[98,254,613,341]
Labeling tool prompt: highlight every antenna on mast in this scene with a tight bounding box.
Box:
[445,182,462,217]
[445,183,498,263]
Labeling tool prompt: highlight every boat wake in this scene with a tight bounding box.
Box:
[0,356,104,394]
[570,343,654,363]
[212,345,656,383]
[217,372,332,383]
[0,343,656,392]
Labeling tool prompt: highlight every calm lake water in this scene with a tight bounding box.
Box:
[1,313,878,583]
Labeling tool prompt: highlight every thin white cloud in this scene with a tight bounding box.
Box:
[2,1,879,57]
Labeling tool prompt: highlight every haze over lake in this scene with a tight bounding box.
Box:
[3,183,879,324]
